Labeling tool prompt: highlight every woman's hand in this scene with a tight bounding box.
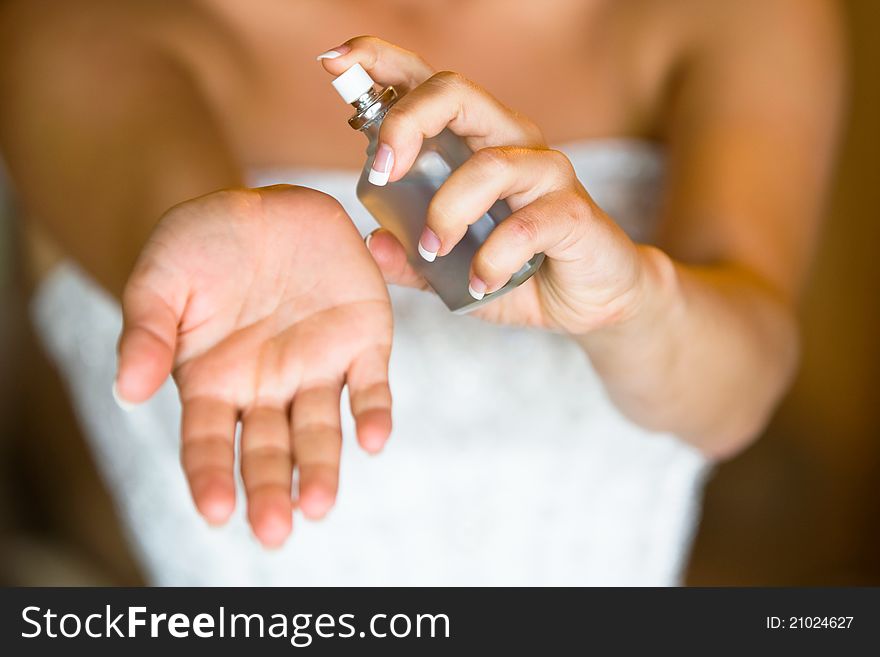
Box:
[320,32,838,459]
[115,185,393,547]
[319,37,654,334]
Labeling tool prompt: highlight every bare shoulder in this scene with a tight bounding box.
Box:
[0,0,247,128]
[0,0,161,50]
[0,0,238,77]
[677,0,846,84]
[653,0,848,134]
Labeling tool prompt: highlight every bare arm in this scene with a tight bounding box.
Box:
[349,5,845,459]
[578,0,846,457]
[0,1,241,296]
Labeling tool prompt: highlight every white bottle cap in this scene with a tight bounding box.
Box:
[331,63,375,104]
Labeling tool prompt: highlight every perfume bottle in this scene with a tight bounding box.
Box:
[331,64,543,313]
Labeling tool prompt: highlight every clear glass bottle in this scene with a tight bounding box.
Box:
[331,64,543,313]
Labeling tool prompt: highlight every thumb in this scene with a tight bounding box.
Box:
[365,229,429,291]
[115,266,184,406]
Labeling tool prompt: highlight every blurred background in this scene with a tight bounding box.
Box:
[0,0,877,586]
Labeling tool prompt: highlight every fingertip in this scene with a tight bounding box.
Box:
[356,408,392,454]
[418,226,441,261]
[471,240,518,297]
[114,368,159,406]
[196,481,236,526]
[315,44,353,72]
[117,327,174,403]
[366,227,392,246]
[364,228,384,259]
[468,275,488,301]
[315,50,342,62]
[367,229,400,264]
[298,485,336,521]
[111,381,137,412]
[249,495,293,548]
[417,242,438,263]
[367,230,426,289]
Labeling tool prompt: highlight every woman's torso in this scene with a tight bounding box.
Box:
[184,0,685,169]
[24,0,693,279]
[22,0,712,585]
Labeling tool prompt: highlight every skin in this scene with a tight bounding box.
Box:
[118,187,393,544]
[0,0,845,547]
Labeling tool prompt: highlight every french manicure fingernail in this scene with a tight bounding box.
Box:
[368,143,394,186]
[417,227,440,262]
[315,44,351,60]
[468,276,487,301]
[364,232,373,249]
[112,381,136,412]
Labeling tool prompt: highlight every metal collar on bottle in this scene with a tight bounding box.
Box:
[348,86,399,131]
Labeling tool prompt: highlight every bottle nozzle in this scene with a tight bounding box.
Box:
[330,63,398,130]
[331,63,376,105]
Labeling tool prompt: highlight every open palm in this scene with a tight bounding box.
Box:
[115,185,393,547]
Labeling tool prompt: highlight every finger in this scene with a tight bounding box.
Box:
[317,35,434,91]
[291,382,344,520]
[470,191,590,295]
[180,396,238,526]
[347,346,392,454]
[423,146,574,258]
[365,229,430,290]
[374,71,545,185]
[116,272,185,405]
[240,404,294,547]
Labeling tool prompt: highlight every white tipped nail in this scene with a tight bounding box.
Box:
[417,242,437,262]
[364,232,373,249]
[112,382,136,411]
[315,50,343,61]
[369,144,394,186]
[468,284,485,301]
[368,168,391,186]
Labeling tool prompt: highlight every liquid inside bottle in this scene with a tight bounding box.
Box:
[333,64,543,313]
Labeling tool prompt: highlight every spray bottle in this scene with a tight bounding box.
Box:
[331,63,543,313]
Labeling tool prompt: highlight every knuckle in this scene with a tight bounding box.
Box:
[412,54,432,72]
[181,438,232,467]
[120,275,146,311]
[426,193,455,230]
[553,190,590,246]
[562,188,591,223]
[208,187,262,215]
[544,148,576,180]
[475,217,537,281]
[506,216,540,246]
[380,103,417,137]
[349,35,384,68]
[429,70,467,87]
[313,189,347,215]
[472,146,512,177]
[474,247,507,281]
[263,185,348,222]
[298,186,347,215]
[242,444,289,463]
[349,34,380,47]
